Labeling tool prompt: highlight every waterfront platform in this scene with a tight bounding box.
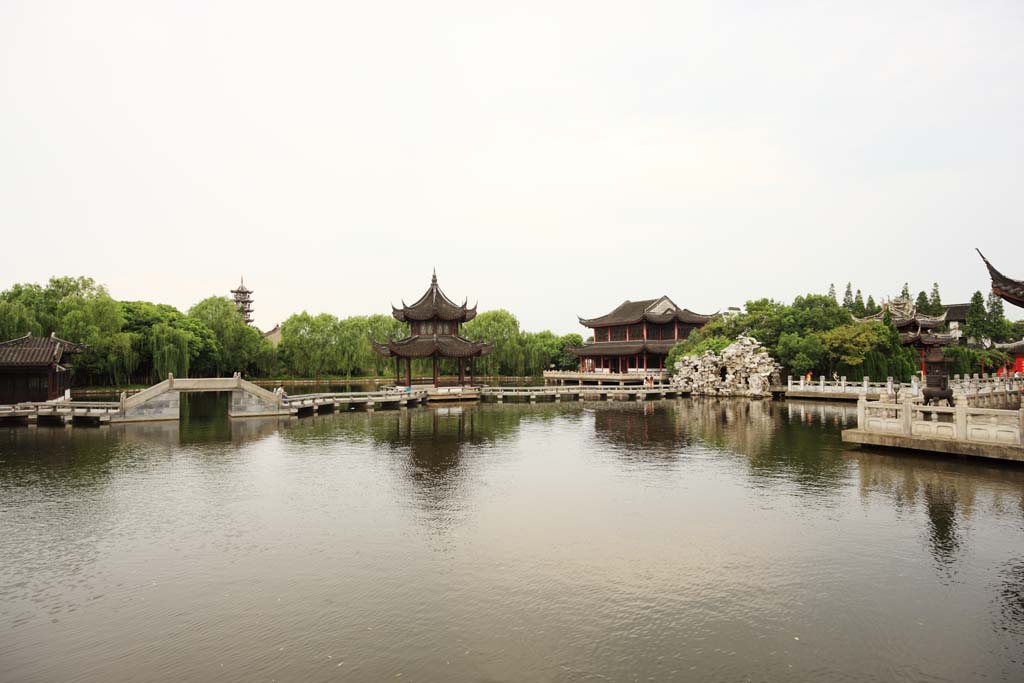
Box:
[842,428,1024,462]
[842,395,1024,463]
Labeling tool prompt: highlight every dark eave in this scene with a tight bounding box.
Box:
[372,334,493,359]
[391,271,477,322]
[978,249,1024,308]
[578,297,714,328]
[566,340,678,356]
[0,332,86,367]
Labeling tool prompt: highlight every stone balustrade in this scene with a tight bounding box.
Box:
[856,397,1024,446]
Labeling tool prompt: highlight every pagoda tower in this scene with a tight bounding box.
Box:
[373,271,492,386]
[231,277,254,325]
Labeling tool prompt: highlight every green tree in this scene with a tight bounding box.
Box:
[900,282,911,299]
[463,310,521,376]
[852,290,866,317]
[828,283,837,302]
[986,292,1012,342]
[963,291,988,342]
[915,290,930,314]
[776,332,825,375]
[0,301,41,340]
[367,314,409,375]
[865,295,879,315]
[188,296,265,375]
[842,283,854,310]
[279,312,343,377]
[928,283,943,316]
[150,323,191,380]
[556,333,584,371]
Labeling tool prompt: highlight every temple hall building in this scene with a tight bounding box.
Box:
[557,297,713,383]
[373,272,492,387]
[0,333,85,404]
[855,298,955,373]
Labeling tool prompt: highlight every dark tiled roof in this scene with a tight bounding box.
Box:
[0,333,85,367]
[855,299,946,329]
[978,249,1024,309]
[579,296,713,327]
[900,332,956,347]
[392,271,477,323]
[567,340,678,356]
[372,335,493,359]
[944,303,970,322]
[996,339,1024,355]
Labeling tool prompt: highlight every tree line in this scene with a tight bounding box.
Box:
[0,277,274,385]
[276,308,583,379]
[667,284,1023,381]
[0,277,585,385]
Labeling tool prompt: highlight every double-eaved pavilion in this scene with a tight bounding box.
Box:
[373,272,493,387]
[567,296,713,375]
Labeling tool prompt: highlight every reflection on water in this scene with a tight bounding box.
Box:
[3,399,1024,681]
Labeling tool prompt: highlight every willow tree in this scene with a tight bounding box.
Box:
[151,323,191,380]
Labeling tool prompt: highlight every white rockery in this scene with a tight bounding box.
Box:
[670,335,780,397]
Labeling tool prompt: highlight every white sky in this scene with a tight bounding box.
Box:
[2,1,1021,334]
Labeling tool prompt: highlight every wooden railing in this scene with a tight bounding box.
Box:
[543,370,669,380]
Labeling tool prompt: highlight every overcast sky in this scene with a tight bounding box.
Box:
[1,1,1021,334]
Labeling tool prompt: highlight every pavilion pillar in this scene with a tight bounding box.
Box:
[470,357,475,386]
[406,357,412,387]
[459,358,465,385]
[432,355,439,387]
[394,357,400,385]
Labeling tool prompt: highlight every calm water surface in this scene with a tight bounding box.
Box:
[2,398,1024,681]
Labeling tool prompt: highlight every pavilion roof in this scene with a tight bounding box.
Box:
[566,340,679,356]
[978,249,1024,309]
[900,332,957,347]
[943,303,971,323]
[854,298,946,330]
[372,335,493,359]
[392,271,477,323]
[995,339,1024,355]
[0,333,86,367]
[578,296,713,328]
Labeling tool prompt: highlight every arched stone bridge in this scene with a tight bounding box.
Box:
[121,373,289,421]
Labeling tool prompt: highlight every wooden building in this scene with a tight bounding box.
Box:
[0,333,85,404]
[567,296,713,373]
[373,272,493,386]
[855,298,955,373]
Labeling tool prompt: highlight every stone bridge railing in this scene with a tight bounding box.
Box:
[857,397,1024,446]
[119,373,287,421]
[788,374,1023,404]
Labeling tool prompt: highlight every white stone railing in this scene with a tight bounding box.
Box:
[857,397,1024,446]
[787,376,895,395]
[787,373,1024,401]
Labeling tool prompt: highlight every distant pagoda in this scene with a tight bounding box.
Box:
[373,271,492,386]
[231,277,254,325]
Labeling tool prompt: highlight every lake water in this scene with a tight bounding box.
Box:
[2,398,1024,681]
